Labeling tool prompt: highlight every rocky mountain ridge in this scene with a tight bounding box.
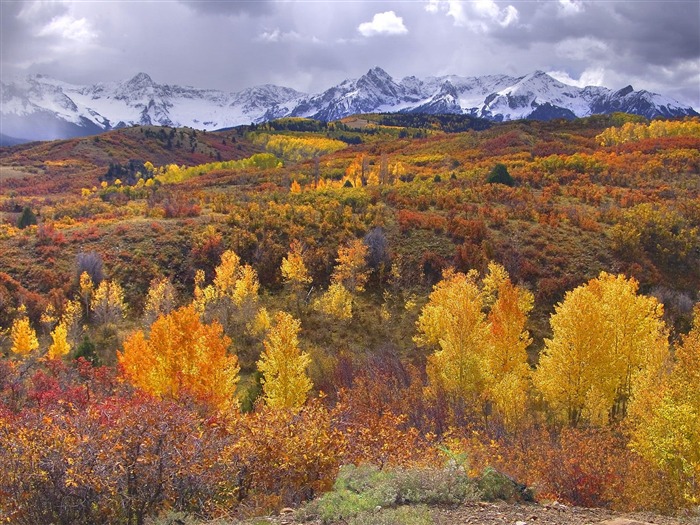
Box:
[1,67,696,142]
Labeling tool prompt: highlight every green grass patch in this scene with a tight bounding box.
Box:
[298,464,479,524]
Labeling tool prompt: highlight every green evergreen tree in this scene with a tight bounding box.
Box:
[17,207,37,229]
[487,164,514,186]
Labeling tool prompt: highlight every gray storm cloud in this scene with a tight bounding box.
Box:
[1,0,697,107]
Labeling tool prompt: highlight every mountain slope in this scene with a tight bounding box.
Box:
[1,69,696,140]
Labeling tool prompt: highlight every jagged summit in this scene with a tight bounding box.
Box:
[365,66,394,82]
[1,69,696,141]
[615,85,635,97]
[127,72,154,85]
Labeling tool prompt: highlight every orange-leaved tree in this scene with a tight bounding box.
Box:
[119,305,240,412]
[483,262,533,429]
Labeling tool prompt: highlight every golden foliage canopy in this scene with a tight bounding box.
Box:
[10,316,39,356]
[416,269,491,401]
[331,239,369,293]
[533,272,668,426]
[630,305,700,505]
[257,311,312,409]
[47,322,70,359]
[281,240,312,288]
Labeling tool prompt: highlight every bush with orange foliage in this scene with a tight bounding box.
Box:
[231,398,342,511]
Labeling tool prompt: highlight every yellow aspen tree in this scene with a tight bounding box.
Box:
[390,161,405,183]
[344,157,362,187]
[143,277,176,326]
[209,249,259,306]
[484,263,533,428]
[40,303,58,334]
[10,314,39,356]
[415,269,491,402]
[79,271,94,318]
[247,306,271,337]
[481,261,510,307]
[366,167,380,186]
[233,264,260,307]
[313,282,353,320]
[281,240,312,289]
[62,299,83,345]
[192,269,210,314]
[92,280,127,325]
[119,305,239,412]
[257,311,312,409]
[629,305,700,506]
[281,240,312,312]
[332,239,369,293]
[533,283,607,426]
[194,251,260,333]
[596,273,668,418]
[47,322,70,359]
[213,250,241,295]
[533,272,668,426]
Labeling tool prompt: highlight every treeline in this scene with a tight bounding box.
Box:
[373,112,492,132]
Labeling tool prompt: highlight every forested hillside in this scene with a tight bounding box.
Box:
[1,114,699,523]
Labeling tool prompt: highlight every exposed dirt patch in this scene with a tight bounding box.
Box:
[258,501,697,525]
[430,501,695,525]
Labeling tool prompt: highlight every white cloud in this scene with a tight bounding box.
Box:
[425,0,440,14]
[257,29,306,43]
[548,67,605,87]
[426,0,518,31]
[498,5,519,27]
[558,0,584,17]
[358,11,408,37]
[37,15,97,44]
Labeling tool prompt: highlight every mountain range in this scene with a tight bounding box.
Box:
[1,67,696,143]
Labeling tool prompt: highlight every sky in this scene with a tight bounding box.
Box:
[1,0,699,108]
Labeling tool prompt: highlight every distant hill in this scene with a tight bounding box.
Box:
[0,125,261,194]
[0,133,31,147]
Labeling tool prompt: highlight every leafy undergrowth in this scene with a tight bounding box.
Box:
[146,464,698,525]
[297,464,481,523]
[146,463,532,525]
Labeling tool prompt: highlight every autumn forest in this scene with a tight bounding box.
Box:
[0,113,699,524]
